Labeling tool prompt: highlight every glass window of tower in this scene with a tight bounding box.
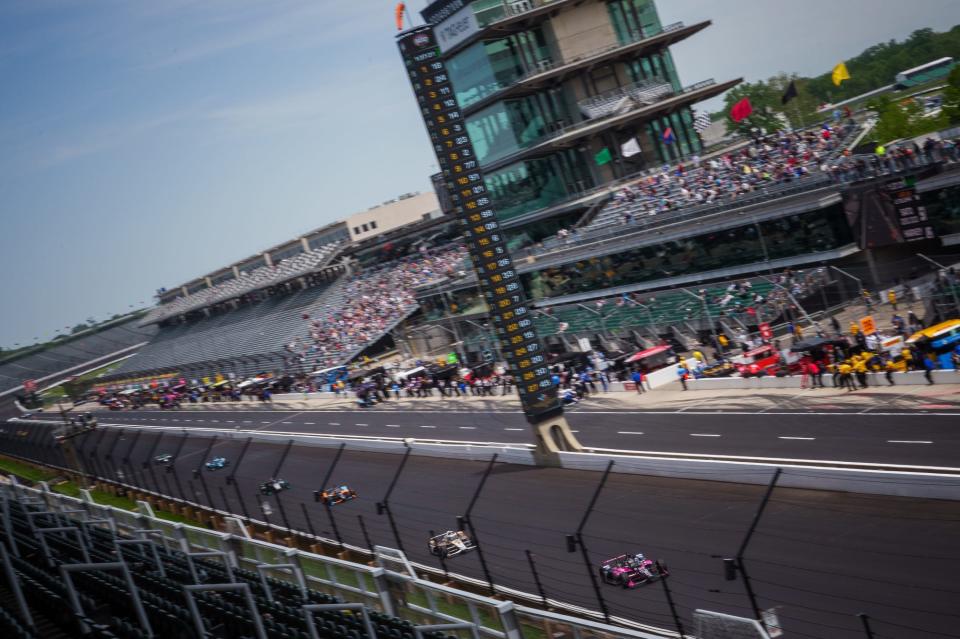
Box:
[607,0,662,44]
[521,206,854,300]
[485,150,594,221]
[447,29,553,109]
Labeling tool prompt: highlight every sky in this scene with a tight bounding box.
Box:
[2,0,960,348]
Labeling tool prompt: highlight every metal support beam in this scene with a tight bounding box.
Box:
[255,563,307,603]
[182,582,265,639]
[59,562,153,637]
[304,603,376,639]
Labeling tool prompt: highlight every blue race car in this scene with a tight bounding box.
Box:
[205,456,229,470]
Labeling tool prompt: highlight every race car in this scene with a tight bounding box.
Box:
[205,457,229,471]
[154,453,174,465]
[259,478,291,495]
[428,530,476,559]
[315,485,357,506]
[599,553,668,589]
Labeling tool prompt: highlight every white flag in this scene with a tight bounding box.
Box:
[621,137,642,157]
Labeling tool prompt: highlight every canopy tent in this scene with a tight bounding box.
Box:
[625,345,671,363]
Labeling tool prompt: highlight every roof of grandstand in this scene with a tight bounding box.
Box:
[0,315,156,395]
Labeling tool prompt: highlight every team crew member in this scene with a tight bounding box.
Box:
[838,361,854,391]
[853,356,869,389]
[884,360,896,386]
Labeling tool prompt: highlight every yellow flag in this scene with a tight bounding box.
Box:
[832,62,850,86]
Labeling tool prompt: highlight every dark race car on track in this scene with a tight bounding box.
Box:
[205,457,228,471]
[315,485,357,506]
[259,478,291,496]
[428,530,476,559]
[599,553,668,588]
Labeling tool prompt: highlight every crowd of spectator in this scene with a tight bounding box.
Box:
[608,123,853,221]
[290,247,468,369]
[825,136,960,182]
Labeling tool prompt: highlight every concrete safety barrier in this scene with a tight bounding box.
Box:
[19,418,956,501]
[560,450,960,501]
[686,369,960,390]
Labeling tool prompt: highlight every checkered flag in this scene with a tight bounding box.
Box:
[693,111,712,133]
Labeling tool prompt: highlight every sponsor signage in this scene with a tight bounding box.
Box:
[859,315,877,336]
[421,0,467,25]
[886,176,936,243]
[397,25,560,421]
[435,3,479,52]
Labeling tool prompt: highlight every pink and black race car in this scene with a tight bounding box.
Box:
[599,553,668,588]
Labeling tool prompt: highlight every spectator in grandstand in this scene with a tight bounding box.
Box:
[609,125,850,220]
[299,247,467,369]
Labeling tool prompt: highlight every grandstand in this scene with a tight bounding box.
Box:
[0,317,156,395]
[143,242,344,325]
[0,480,680,639]
[92,118,960,386]
[113,246,466,381]
[0,484,474,639]
[113,276,346,379]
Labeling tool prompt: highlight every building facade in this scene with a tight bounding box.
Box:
[419,0,741,230]
[345,191,442,242]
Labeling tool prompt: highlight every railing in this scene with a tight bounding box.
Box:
[1,479,676,639]
[513,175,835,262]
[464,21,686,115]
[578,77,673,119]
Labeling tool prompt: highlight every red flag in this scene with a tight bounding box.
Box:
[730,97,753,123]
[395,2,406,30]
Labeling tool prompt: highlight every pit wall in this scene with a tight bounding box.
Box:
[58,421,960,502]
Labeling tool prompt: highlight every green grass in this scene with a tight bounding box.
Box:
[0,454,192,525]
[0,456,54,483]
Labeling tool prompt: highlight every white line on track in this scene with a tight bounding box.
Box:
[303,422,314,425]
[420,425,437,429]
[459,426,476,430]
[282,421,292,424]
[690,433,721,437]
[887,440,933,444]
[504,428,523,431]
[386,424,400,428]
[576,410,960,416]
[779,436,815,440]
[261,421,271,424]
[355,423,367,427]
[617,431,645,435]
[328,422,340,426]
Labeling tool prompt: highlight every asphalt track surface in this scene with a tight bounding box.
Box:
[4,419,960,639]
[87,405,960,467]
